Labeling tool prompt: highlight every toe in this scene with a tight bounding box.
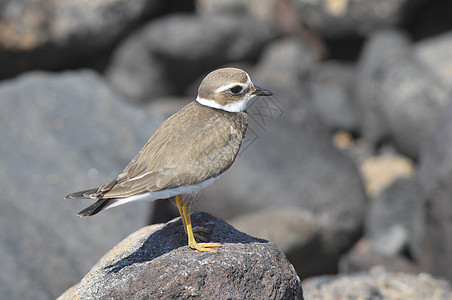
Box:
[189,242,222,253]
[198,242,221,248]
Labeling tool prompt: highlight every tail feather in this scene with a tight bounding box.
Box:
[64,188,98,200]
[77,198,116,217]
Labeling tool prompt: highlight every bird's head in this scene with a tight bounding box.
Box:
[196,67,273,112]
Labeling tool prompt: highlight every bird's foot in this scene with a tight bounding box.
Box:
[189,241,222,253]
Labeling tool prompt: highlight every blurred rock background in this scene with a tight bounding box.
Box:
[1,0,452,298]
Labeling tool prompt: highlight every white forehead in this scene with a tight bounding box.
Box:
[214,73,252,93]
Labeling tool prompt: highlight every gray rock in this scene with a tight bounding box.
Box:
[416,31,452,92]
[366,178,425,261]
[355,29,411,145]
[418,100,452,283]
[197,66,367,276]
[339,238,421,274]
[0,0,177,79]
[60,212,304,299]
[0,70,161,299]
[106,12,276,103]
[257,36,321,84]
[356,29,450,158]
[308,61,358,132]
[378,52,449,158]
[289,0,422,38]
[369,225,408,258]
[303,268,452,299]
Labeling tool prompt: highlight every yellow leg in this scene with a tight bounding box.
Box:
[176,195,209,242]
[176,195,187,233]
[180,198,221,253]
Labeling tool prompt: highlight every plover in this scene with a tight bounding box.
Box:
[65,67,273,252]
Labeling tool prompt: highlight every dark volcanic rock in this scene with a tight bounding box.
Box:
[0,0,187,79]
[0,70,161,299]
[303,268,452,299]
[59,212,304,300]
[106,12,276,103]
[418,100,452,283]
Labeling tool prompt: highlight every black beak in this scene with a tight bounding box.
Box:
[253,85,273,96]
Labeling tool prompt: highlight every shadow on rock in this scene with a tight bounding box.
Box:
[105,212,267,273]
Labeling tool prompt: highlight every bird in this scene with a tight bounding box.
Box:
[65,67,273,252]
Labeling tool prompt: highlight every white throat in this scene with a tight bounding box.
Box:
[196,95,254,112]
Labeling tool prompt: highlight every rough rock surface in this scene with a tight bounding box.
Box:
[59,212,304,300]
[418,100,452,283]
[303,268,452,299]
[106,12,276,102]
[0,70,160,299]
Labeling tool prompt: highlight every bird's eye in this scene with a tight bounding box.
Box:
[229,85,243,94]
